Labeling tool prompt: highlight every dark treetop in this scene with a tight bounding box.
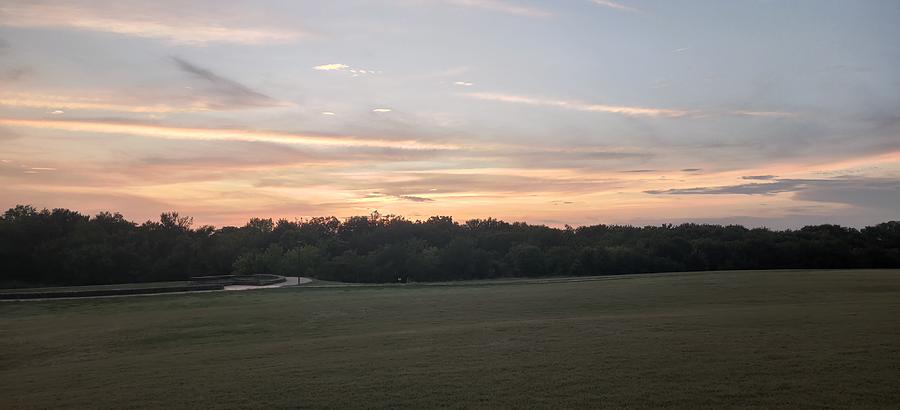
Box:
[2,205,898,287]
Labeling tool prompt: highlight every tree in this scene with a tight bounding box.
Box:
[2,204,899,287]
[508,244,546,277]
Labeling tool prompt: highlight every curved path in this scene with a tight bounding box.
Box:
[2,276,314,302]
[224,276,311,291]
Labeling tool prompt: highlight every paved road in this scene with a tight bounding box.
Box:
[2,276,314,302]
[224,276,310,291]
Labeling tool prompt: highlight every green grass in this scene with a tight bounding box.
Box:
[2,269,899,409]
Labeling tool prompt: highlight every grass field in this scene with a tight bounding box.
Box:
[2,270,899,409]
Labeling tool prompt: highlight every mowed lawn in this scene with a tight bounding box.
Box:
[2,270,899,409]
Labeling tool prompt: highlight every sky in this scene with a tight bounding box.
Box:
[1,0,899,228]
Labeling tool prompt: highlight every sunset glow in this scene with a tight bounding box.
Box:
[1,1,898,227]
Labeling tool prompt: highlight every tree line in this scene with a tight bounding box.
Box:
[1,205,898,287]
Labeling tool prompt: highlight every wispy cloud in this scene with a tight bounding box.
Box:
[0,67,32,83]
[729,110,797,118]
[312,63,379,77]
[2,60,292,113]
[453,81,474,86]
[464,92,690,118]
[463,92,796,119]
[313,64,350,71]
[445,0,552,17]
[340,168,626,199]
[0,91,200,113]
[397,195,434,202]
[644,177,900,210]
[0,1,304,45]
[366,192,435,202]
[372,108,393,113]
[0,118,458,151]
[646,181,801,196]
[172,57,288,110]
[1,59,290,113]
[589,0,639,12]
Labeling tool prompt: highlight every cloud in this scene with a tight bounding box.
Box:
[452,146,651,171]
[0,67,32,83]
[453,81,474,86]
[445,0,552,17]
[321,112,336,116]
[794,180,900,210]
[397,195,434,202]
[729,111,797,118]
[590,0,639,12]
[346,170,625,199]
[681,168,702,172]
[464,92,690,117]
[0,1,304,45]
[645,180,806,196]
[645,177,900,210]
[8,140,340,190]
[742,175,776,180]
[367,192,435,202]
[0,116,654,166]
[134,141,327,174]
[463,92,795,119]
[0,91,199,113]
[372,108,393,113]
[313,64,350,71]
[1,59,290,113]
[0,118,459,151]
[312,63,379,77]
[172,57,287,110]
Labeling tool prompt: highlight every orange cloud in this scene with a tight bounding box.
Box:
[0,118,460,151]
[0,2,305,45]
[0,92,198,113]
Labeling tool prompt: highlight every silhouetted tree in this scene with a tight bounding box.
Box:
[2,205,898,287]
